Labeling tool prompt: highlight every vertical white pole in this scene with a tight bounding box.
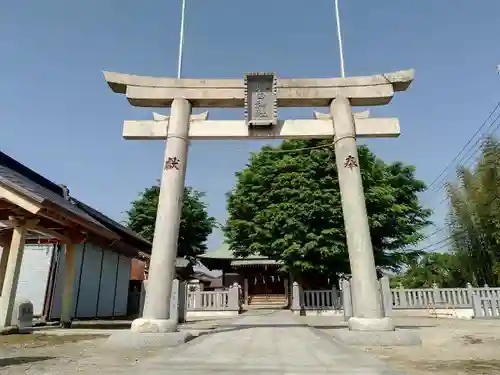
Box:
[334,0,346,78]
[177,0,187,79]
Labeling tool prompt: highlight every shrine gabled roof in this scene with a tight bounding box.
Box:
[199,242,275,265]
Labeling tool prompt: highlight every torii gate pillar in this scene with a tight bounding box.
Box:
[131,99,192,333]
[331,97,392,331]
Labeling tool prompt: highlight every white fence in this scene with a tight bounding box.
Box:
[186,289,237,311]
[391,284,500,309]
[140,280,241,321]
[472,295,500,318]
[292,280,500,319]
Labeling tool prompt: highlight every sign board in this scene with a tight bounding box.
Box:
[244,72,278,127]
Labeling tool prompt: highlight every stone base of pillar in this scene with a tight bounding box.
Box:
[131,318,178,333]
[347,316,395,332]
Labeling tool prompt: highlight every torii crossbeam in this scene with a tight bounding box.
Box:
[103,69,414,334]
[104,69,413,108]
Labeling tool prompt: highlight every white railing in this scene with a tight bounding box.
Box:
[292,281,500,317]
[472,295,500,318]
[187,290,232,311]
[302,289,340,310]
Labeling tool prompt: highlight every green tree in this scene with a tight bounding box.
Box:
[225,139,432,282]
[126,185,216,263]
[446,136,500,286]
[390,252,466,288]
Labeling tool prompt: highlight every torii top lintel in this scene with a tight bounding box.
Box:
[102,69,414,108]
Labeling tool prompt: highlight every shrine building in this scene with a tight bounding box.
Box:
[198,243,289,308]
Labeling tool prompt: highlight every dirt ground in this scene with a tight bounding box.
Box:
[304,315,500,375]
[0,317,231,374]
[0,333,107,374]
[3,315,500,374]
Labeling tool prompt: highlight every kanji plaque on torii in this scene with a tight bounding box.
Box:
[103,68,414,335]
[244,72,277,128]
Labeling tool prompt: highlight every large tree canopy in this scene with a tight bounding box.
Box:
[225,139,431,280]
[126,185,216,263]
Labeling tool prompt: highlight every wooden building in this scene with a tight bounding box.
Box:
[0,151,151,325]
[198,243,289,308]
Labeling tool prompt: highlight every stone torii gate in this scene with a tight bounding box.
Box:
[103,69,414,333]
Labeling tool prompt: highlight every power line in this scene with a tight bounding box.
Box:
[261,144,332,153]
[428,111,500,208]
[420,225,448,242]
[425,100,500,193]
[416,193,500,252]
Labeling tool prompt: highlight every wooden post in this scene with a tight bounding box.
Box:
[0,230,13,294]
[60,243,77,327]
[0,220,30,328]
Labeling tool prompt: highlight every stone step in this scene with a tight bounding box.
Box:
[249,295,288,305]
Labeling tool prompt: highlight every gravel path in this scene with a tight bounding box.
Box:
[0,311,403,375]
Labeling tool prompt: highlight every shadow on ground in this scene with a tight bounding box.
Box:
[206,321,436,336]
[311,324,436,330]
[0,356,54,367]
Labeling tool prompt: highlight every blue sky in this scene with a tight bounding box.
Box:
[2,0,500,251]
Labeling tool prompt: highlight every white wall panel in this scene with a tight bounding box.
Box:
[113,255,131,316]
[47,241,135,320]
[97,251,119,317]
[12,244,53,316]
[75,244,102,318]
[49,244,84,320]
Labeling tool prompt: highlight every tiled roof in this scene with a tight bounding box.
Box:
[198,242,271,263]
[0,153,108,230]
[72,198,151,251]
